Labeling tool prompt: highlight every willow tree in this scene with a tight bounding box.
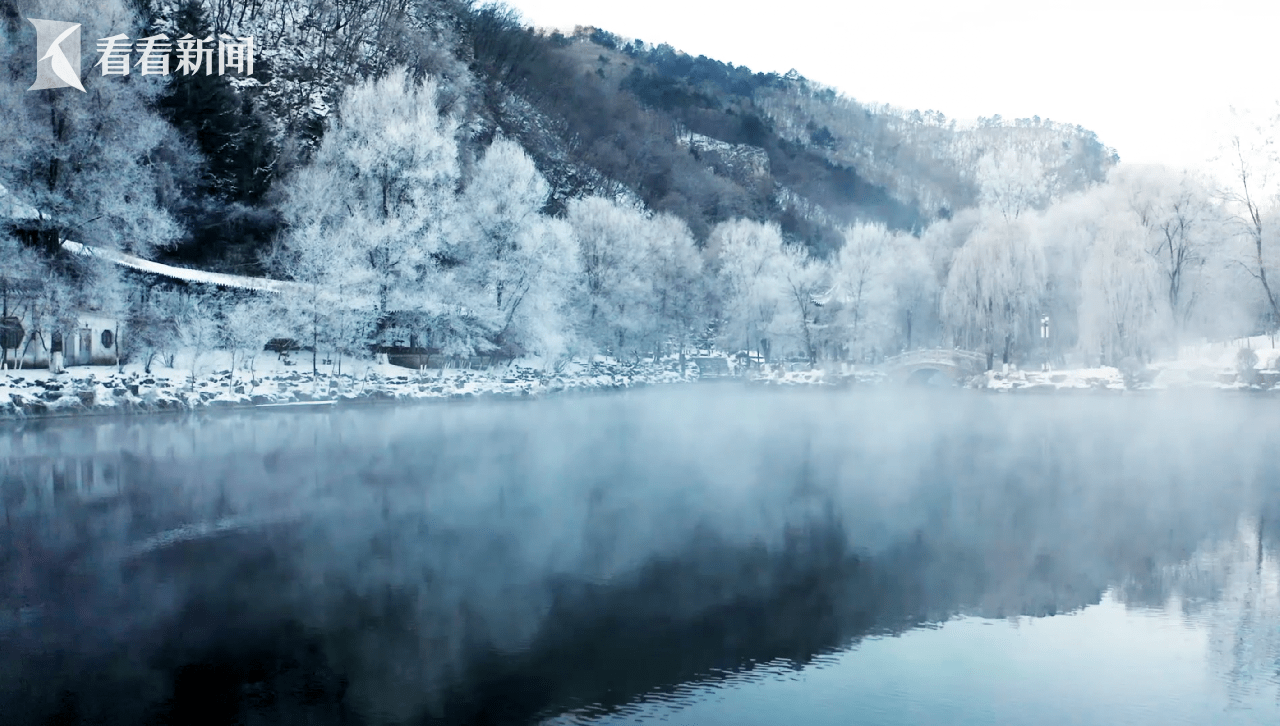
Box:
[941,216,1046,369]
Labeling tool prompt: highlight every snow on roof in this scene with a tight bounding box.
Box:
[61,239,304,294]
[0,181,44,222]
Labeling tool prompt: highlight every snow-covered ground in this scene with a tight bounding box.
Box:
[979,366,1128,392]
[977,334,1280,392]
[0,351,697,420]
[4,336,1279,420]
[742,335,1280,393]
[745,363,885,387]
[1149,335,1280,388]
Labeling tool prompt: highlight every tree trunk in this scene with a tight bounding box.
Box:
[1258,258,1280,326]
[16,331,36,371]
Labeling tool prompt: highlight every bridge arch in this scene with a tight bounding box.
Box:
[880,349,987,386]
[905,367,952,387]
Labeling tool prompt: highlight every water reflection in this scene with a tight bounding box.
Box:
[1,388,1279,724]
[1156,517,1280,715]
[551,518,1280,726]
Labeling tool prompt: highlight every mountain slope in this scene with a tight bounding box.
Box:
[3,0,1118,267]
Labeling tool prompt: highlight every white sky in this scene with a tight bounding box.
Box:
[503,0,1279,177]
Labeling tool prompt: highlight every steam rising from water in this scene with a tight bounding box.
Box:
[2,388,1278,724]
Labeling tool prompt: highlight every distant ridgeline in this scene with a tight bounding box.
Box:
[466,18,1118,253]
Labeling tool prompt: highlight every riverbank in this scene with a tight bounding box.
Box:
[4,337,1278,421]
[743,356,1276,392]
[0,356,697,421]
[976,335,1280,392]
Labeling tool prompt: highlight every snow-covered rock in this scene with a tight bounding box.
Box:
[6,336,1280,423]
[0,355,701,421]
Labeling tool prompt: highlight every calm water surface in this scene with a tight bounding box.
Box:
[2,387,1279,725]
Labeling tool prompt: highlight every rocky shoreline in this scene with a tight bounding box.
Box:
[0,359,698,422]
[4,357,1276,423]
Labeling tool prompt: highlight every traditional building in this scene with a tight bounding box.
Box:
[2,178,296,370]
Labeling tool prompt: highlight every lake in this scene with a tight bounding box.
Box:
[2,387,1279,725]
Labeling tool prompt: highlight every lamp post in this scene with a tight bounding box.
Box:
[1040,315,1050,371]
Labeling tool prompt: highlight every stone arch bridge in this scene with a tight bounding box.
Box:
[880,349,987,385]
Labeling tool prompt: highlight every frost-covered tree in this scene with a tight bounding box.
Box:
[274,205,375,374]
[275,67,460,351]
[0,0,190,257]
[175,293,221,388]
[1219,106,1280,329]
[3,243,97,372]
[0,233,53,370]
[708,219,786,359]
[639,213,706,358]
[883,232,940,353]
[83,260,133,370]
[495,217,580,361]
[1110,165,1221,332]
[825,222,939,361]
[283,199,381,376]
[774,243,827,364]
[919,208,982,282]
[1078,213,1166,365]
[0,233,43,369]
[450,137,579,359]
[454,136,548,314]
[126,288,182,374]
[830,222,893,360]
[222,296,282,382]
[563,196,653,357]
[941,216,1046,368]
[563,202,705,360]
[976,147,1058,222]
[1031,165,1233,357]
[1035,190,1109,356]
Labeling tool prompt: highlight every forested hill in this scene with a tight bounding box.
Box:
[0,0,1116,271]
[480,20,1118,251]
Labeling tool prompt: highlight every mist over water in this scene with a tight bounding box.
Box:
[2,388,1280,725]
